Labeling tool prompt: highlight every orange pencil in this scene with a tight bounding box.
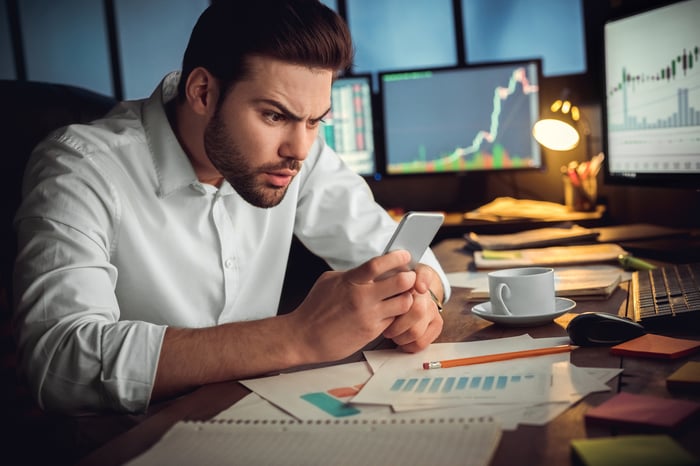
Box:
[422,344,577,369]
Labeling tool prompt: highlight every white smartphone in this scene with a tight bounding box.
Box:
[383,211,445,270]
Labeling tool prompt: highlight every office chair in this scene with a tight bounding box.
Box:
[0,79,117,317]
[0,79,116,464]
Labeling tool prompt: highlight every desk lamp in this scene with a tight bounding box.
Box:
[532,98,582,151]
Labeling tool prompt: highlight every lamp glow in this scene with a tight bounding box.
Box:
[532,118,580,151]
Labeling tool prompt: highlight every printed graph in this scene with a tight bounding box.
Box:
[300,384,364,418]
[383,369,553,403]
[390,374,530,394]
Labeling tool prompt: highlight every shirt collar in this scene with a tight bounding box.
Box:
[143,72,203,198]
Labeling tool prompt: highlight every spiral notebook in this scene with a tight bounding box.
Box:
[126,417,501,466]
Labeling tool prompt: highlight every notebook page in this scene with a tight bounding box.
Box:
[126,417,501,466]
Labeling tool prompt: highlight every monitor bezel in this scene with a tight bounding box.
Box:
[601,0,700,189]
[377,58,545,178]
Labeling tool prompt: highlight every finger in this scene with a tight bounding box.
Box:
[373,270,417,303]
[385,291,442,344]
[345,250,411,285]
[383,309,426,341]
[375,290,414,321]
[396,317,443,353]
[383,291,430,339]
[413,264,435,294]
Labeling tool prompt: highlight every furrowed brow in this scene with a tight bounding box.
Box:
[257,99,330,123]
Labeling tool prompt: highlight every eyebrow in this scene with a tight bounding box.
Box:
[257,98,331,123]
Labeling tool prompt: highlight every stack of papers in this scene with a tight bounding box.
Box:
[464,225,600,250]
[231,334,620,431]
[464,197,604,222]
[473,243,627,269]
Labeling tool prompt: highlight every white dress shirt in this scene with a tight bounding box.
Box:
[13,72,450,414]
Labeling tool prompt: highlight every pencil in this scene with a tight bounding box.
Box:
[422,344,577,369]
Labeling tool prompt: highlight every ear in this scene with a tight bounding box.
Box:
[184,67,220,116]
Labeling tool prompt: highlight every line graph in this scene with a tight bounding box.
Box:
[383,62,541,175]
[444,67,539,165]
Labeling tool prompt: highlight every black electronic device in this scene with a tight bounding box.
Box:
[602,0,700,188]
[626,262,700,327]
[566,312,646,347]
[379,59,543,176]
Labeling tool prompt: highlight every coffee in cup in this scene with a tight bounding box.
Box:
[487,267,556,316]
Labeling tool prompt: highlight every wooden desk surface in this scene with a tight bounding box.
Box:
[77,238,700,466]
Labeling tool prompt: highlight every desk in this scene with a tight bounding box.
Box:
[77,238,700,466]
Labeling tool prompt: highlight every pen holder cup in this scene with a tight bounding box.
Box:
[563,175,597,212]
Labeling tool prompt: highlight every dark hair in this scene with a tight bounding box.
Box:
[177,0,354,100]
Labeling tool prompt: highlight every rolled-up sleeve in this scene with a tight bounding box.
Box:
[13,135,165,414]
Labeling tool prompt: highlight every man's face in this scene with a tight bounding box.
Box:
[203,56,333,208]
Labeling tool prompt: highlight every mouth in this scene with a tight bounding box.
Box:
[263,169,298,188]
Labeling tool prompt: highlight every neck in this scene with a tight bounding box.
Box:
[167,99,223,185]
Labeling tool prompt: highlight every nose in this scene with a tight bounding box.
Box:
[280,123,315,161]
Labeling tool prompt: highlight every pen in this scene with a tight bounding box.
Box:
[567,162,582,186]
[422,344,577,369]
[588,152,605,177]
[566,166,594,209]
[618,254,656,271]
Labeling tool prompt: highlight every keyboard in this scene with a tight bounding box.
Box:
[628,262,700,327]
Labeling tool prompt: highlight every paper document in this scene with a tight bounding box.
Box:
[127,416,502,466]
[233,335,617,432]
[464,225,600,250]
[354,337,609,410]
[474,243,627,269]
[241,362,393,420]
[465,197,604,222]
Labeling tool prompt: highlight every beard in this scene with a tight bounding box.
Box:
[203,109,301,209]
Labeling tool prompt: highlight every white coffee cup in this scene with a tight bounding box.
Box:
[487,267,556,316]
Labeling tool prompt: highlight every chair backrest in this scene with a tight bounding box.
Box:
[0,80,117,317]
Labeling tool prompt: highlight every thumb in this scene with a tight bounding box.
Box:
[345,250,412,284]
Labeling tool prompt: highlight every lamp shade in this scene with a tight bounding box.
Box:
[532,99,581,151]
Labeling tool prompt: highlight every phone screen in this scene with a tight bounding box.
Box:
[383,212,444,270]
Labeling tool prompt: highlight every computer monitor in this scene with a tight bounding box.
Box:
[602,0,700,188]
[379,60,543,176]
[319,74,377,177]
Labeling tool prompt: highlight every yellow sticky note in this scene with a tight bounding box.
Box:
[481,250,523,260]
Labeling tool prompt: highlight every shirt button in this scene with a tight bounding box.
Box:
[224,259,234,268]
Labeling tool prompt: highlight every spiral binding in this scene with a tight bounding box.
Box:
[189,416,493,426]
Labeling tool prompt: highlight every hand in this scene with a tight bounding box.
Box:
[381,263,444,353]
[289,250,417,363]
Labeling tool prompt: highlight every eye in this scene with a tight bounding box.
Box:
[308,118,325,129]
[263,111,285,123]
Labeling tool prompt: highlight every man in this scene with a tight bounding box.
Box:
[13,0,449,414]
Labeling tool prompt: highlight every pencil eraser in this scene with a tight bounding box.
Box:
[422,362,430,370]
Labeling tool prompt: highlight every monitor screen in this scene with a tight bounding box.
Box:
[602,0,700,188]
[320,75,377,177]
[379,60,543,176]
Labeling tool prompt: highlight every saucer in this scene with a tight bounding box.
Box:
[471,298,576,327]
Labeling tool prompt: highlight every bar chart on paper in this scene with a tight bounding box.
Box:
[387,370,552,403]
[391,374,532,394]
